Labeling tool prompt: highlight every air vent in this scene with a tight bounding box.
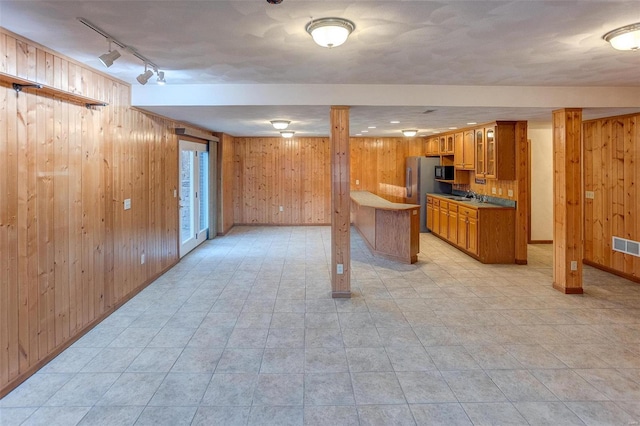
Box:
[612,236,640,257]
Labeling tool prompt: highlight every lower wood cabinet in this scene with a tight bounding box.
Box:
[427,195,515,263]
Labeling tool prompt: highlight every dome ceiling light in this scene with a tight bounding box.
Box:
[401,130,418,137]
[305,17,355,48]
[281,131,295,138]
[270,120,291,130]
[603,22,640,51]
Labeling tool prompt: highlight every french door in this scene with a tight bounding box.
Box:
[179,140,209,257]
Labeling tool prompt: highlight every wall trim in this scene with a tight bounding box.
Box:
[583,259,640,284]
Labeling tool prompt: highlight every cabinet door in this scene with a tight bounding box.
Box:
[432,200,440,234]
[426,199,433,231]
[457,213,467,248]
[463,130,475,169]
[439,201,448,239]
[448,206,458,243]
[439,136,446,154]
[446,135,455,154]
[468,216,478,255]
[454,132,464,168]
[485,127,496,178]
[475,128,485,177]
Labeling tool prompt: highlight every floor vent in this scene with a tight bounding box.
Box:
[612,236,640,257]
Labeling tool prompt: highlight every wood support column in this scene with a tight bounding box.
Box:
[330,106,351,298]
[515,121,529,264]
[552,108,583,294]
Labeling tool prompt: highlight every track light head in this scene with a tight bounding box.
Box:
[156,71,166,85]
[137,69,154,85]
[99,49,121,68]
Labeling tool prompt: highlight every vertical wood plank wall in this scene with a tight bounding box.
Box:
[233,137,332,225]
[216,133,235,234]
[583,113,639,280]
[0,30,181,396]
[350,137,425,202]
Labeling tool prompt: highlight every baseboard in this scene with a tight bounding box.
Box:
[529,240,553,244]
[583,259,640,284]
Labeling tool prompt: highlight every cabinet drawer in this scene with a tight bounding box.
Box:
[433,198,440,207]
[458,205,478,218]
[448,203,458,213]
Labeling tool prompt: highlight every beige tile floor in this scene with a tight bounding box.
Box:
[2,226,640,425]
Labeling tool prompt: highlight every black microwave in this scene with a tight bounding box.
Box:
[435,165,454,180]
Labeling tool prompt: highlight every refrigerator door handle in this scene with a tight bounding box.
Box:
[406,167,412,198]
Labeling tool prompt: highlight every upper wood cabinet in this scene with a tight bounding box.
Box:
[454,131,475,170]
[425,137,439,156]
[475,122,516,180]
[440,135,454,155]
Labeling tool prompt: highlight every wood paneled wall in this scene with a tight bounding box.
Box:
[583,113,640,280]
[216,133,235,234]
[350,137,425,202]
[232,137,331,224]
[0,29,182,397]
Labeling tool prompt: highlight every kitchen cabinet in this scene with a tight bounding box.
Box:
[427,194,515,263]
[426,197,434,231]
[425,137,439,156]
[439,200,449,239]
[432,198,440,234]
[475,122,516,180]
[455,131,475,170]
[439,135,454,155]
[457,205,478,255]
[448,203,458,243]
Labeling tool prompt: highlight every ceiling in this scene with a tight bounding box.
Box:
[2,0,640,136]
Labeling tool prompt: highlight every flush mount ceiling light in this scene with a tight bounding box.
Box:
[401,130,418,137]
[137,65,154,85]
[603,22,640,50]
[98,40,121,68]
[280,131,295,138]
[270,120,291,130]
[305,17,355,48]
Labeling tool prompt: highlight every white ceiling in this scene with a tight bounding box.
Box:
[2,0,640,136]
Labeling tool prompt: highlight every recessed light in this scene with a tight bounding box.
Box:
[361,130,368,133]
[355,133,362,136]
[449,127,458,130]
[390,120,400,124]
[433,131,440,134]
[467,122,477,125]
[368,126,376,129]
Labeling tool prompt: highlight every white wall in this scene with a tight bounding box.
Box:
[528,123,553,242]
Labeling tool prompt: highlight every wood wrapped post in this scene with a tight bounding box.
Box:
[515,121,529,264]
[552,108,583,294]
[330,106,351,298]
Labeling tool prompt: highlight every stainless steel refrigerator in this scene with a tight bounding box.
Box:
[405,156,451,232]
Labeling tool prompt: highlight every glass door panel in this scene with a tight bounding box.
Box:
[179,141,209,258]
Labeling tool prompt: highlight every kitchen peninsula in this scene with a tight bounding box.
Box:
[350,191,420,264]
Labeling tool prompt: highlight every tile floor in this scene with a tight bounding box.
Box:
[2,226,640,425]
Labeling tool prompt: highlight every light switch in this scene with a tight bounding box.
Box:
[508,189,514,197]
[124,199,131,210]
[356,180,360,185]
[585,191,595,199]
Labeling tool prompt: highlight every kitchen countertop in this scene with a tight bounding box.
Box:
[427,193,515,209]
[351,191,419,211]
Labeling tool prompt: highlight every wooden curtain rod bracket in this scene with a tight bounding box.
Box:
[13,83,43,93]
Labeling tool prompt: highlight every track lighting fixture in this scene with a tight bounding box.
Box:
[137,65,154,85]
[156,71,166,85]
[98,40,121,68]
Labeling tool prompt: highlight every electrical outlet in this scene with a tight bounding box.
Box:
[570,261,578,271]
[492,187,497,194]
[337,264,344,275]
[508,189,514,197]
[585,191,595,199]
[124,199,131,210]
[356,179,360,185]
[498,188,503,195]
[279,206,284,212]
[173,189,177,198]
[141,254,145,265]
